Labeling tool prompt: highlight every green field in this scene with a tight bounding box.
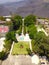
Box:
[12,42,30,55]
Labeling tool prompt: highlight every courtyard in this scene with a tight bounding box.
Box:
[12,42,30,55]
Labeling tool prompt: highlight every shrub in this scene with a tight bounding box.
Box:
[0,51,6,60]
[27,48,32,55]
[4,40,12,53]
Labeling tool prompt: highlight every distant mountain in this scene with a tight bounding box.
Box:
[0,5,10,16]
[0,0,49,17]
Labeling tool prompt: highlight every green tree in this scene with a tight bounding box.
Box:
[12,15,22,30]
[0,51,6,60]
[34,31,46,44]
[31,39,43,54]
[31,32,49,57]
[6,31,17,42]
[28,25,37,39]
[4,40,12,52]
[0,16,5,21]
[24,15,36,26]
[16,25,22,35]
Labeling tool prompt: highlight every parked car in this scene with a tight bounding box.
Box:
[41,61,47,65]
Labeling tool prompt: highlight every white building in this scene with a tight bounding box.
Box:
[16,33,31,42]
[0,37,5,52]
[32,54,40,64]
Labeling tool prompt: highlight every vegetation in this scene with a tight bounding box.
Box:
[24,15,36,26]
[31,32,49,57]
[28,24,37,39]
[0,16,5,21]
[6,31,17,42]
[12,42,31,55]
[5,15,49,57]
[11,15,22,31]
[0,40,12,60]
[0,31,17,60]
[0,51,6,60]
[0,14,49,59]
[4,40,12,53]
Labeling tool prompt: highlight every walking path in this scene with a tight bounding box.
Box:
[37,27,48,36]
[41,28,48,36]
[29,40,32,52]
[10,41,14,55]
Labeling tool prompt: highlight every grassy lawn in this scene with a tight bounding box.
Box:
[12,42,30,55]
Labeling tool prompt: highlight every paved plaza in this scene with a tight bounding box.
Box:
[1,55,38,65]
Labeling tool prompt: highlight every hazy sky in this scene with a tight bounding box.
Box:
[0,0,24,4]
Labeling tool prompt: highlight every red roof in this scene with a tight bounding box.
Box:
[0,26,9,33]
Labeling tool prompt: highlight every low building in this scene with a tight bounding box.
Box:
[0,37,5,52]
[37,19,49,25]
[16,33,31,42]
[0,25,9,33]
[0,20,9,37]
[0,20,6,24]
[45,28,49,35]
[37,19,45,25]
[0,25,9,37]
